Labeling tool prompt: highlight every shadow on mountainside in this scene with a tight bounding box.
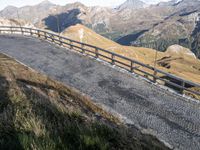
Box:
[0,75,24,150]
[43,9,82,33]
[116,30,149,46]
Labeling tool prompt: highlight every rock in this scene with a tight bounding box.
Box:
[166,44,196,59]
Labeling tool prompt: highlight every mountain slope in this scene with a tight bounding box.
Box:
[118,0,200,58]
[61,24,200,84]
[61,24,163,64]
[61,24,120,49]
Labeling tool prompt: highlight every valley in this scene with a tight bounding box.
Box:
[1,0,200,58]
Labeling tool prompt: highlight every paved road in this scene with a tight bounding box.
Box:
[0,34,200,150]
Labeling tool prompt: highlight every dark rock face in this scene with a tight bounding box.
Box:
[43,9,82,32]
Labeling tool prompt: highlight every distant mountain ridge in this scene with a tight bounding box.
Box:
[0,0,200,58]
[117,0,147,10]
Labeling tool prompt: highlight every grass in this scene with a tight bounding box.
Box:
[61,24,200,100]
[62,24,200,83]
[0,53,170,149]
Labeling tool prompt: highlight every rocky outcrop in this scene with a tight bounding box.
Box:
[166,44,197,59]
[117,0,147,10]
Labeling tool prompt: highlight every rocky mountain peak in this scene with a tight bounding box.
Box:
[37,0,55,8]
[117,0,146,10]
[39,0,53,5]
[3,5,17,10]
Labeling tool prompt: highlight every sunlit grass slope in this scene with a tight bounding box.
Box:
[61,24,200,84]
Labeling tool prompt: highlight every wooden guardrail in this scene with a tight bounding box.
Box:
[0,26,200,98]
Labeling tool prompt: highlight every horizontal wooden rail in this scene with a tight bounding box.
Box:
[0,26,200,98]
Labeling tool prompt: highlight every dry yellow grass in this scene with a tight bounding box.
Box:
[61,24,200,84]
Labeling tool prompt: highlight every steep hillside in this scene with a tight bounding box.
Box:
[0,17,34,27]
[62,24,163,64]
[61,24,200,84]
[0,53,170,149]
[61,24,119,48]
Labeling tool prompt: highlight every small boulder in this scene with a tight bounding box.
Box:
[165,44,196,59]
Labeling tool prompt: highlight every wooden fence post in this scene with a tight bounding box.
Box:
[37,30,40,37]
[21,27,24,35]
[51,35,54,42]
[131,61,134,72]
[70,40,73,49]
[30,28,33,35]
[153,69,157,83]
[10,27,13,34]
[111,54,115,65]
[59,37,62,46]
[180,81,185,94]
[95,48,99,58]
[44,32,47,39]
[81,44,85,53]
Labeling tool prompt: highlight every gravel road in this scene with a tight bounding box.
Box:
[0,34,200,150]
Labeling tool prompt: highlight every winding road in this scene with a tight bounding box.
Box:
[0,34,200,150]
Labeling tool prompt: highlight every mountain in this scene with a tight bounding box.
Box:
[1,0,200,58]
[0,0,57,26]
[116,0,200,58]
[61,24,200,84]
[0,1,167,42]
[157,0,183,6]
[117,0,147,10]
[0,1,114,33]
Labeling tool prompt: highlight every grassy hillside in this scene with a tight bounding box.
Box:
[0,53,169,149]
[61,24,200,85]
[0,17,34,27]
